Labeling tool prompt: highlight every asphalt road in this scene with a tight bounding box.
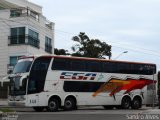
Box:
[1,106,160,120]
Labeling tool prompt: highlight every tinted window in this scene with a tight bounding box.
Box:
[70,60,85,71]
[13,61,32,73]
[103,62,117,73]
[117,63,131,74]
[64,81,104,92]
[28,57,51,94]
[86,61,102,72]
[51,57,156,75]
[131,64,156,75]
[52,58,70,70]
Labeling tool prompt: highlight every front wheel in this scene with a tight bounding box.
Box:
[47,98,59,112]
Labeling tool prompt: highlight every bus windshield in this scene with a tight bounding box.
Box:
[13,58,33,74]
[10,76,27,96]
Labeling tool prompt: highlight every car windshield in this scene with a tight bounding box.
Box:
[13,59,33,74]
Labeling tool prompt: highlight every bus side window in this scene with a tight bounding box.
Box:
[86,61,102,72]
[143,65,156,75]
[70,60,85,71]
[131,64,141,74]
[103,62,117,73]
[117,63,131,74]
[52,58,70,70]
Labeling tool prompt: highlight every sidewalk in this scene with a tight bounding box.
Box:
[144,107,160,114]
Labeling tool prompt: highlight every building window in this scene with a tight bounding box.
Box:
[28,29,39,48]
[45,36,52,53]
[10,27,25,44]
[9,56,18,66]
[10,9,22,17]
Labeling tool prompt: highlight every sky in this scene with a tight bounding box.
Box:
[29,0,160,69]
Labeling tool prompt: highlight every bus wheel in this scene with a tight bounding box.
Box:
[33,107,44,112]
[131,97,142,109]
[121,97,131,109]
[47,98,59,112]
[103,105,114,110]
[64,97,76,110]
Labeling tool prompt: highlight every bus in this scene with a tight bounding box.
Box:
[8,55,157,112]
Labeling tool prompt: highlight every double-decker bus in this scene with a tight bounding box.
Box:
[8,55,157,112]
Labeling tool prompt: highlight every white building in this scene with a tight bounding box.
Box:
[0,0,54,77]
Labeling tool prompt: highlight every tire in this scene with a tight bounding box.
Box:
[47,98,59,112]
[103,105,114,110]
[131,98,142,109]
[121,97,131,109]
[33,107,44,112]
[64,97,76,111]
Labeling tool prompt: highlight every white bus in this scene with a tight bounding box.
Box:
[8,55,157,112]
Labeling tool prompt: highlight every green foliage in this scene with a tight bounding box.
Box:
[54,48,70,55]
[54,32,112,59]
[71,32,112,59]
[0,108,15,113]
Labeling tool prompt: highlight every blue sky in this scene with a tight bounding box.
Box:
[29,0,160,69]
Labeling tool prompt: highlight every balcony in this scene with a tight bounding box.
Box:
[45,20,54,30]
[10,8,39,21]
[10,8,54,30]
[45,44,52,54]
[8,35,40,48]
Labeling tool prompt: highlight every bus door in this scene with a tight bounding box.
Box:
[27,57,51,106]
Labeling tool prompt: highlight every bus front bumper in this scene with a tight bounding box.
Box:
[8,100,25,106]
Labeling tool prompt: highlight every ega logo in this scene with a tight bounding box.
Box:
[60,72,97,80]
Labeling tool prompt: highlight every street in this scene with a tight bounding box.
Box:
[1,106,160,120]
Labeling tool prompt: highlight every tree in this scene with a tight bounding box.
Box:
[54,48,70,55]
[71,32,112,59]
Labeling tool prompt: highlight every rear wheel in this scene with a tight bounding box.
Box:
[121,97,131,109]
[33,107,44,112]
[47,98,59,112]
[131,97,142,109]
[64,97,76,111]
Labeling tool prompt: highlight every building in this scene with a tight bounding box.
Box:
[0,0,54,98]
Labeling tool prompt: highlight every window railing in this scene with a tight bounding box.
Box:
[8,35,40,48]
[27,35,40,48]
[10,8,39,21]
[8,35,25,44]
[45,44,52,54]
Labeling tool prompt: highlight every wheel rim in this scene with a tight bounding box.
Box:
[134,100,140,108]
[49,101,56,110]
[65,100,72,109]
[124,101,130,108]
[122,98,130,109]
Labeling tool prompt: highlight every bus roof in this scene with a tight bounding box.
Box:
[20,55,156,66]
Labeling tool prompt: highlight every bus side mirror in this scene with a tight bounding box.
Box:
[20,75,28,86]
